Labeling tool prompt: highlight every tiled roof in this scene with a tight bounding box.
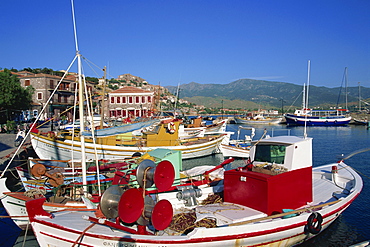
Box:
[18,73,75,82]
[110,86,152,94]
[0,70,24,77]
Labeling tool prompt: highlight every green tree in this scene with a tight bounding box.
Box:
[86,77,99,84]
[0,69,34,119]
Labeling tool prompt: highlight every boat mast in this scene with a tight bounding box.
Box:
[359,82,361,112]
[71,0,87,190]
[345,67,348,111]
[100,66,107,129]
[174,82,180,115]
[304,60,311,138]
[305,60,310,112]
[302,82,306,112]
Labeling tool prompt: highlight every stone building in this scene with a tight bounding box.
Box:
[18,72,95,121]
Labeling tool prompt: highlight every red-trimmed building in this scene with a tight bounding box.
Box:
[108,86,154,119]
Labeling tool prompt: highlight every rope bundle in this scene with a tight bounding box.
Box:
[168,194,222,234]
[24,188,46,198]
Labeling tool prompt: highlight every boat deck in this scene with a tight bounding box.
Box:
[312,163,355,205]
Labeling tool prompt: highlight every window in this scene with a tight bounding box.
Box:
[25,80,30,86]
[135,96,140,104]
[128,96,133,104]
[117,97,121,103]
[37,92,43,100]
[50,80,54,88]
[148,96,152,103]
[122,97,126,103]
[254,144,286,164]
[142,96,146,103]
[111,97,115,104]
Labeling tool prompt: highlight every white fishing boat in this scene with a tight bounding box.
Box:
[234,115,282,125]
[30,118,226,160]
[179,118,227,139]
[26,135,363,246]
[219,126,255,158]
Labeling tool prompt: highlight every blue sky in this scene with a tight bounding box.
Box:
[1,0,369,88]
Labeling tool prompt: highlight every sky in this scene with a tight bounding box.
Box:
[1,0,369,88]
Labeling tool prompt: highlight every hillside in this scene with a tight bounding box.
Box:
[166,79,369,110]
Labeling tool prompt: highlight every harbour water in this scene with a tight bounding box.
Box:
[1,123,370,246]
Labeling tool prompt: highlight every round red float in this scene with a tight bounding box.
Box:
[118,188,144,223]
[151,199,173,230]
[154,160,175,191]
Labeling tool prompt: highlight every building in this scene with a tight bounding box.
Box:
[108,86,154,120]
[18,72,96,121]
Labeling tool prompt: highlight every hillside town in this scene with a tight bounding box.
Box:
[0,69,207,125]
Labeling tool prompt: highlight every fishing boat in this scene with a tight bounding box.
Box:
[181,118,227,137]
[285,64,351,126]
[30,118,226,160]
[0,148,183,229]
[284,109,352,126]
[14,159,106,193]
[26,134,363,246]
[219,126,255,158]
[353,118,368,126]
[234,114,282,125]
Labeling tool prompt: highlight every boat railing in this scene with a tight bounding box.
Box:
[270,128,291,137]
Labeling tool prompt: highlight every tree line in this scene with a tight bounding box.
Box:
[0,69,34,123]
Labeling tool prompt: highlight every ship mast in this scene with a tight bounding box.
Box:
[71,0,87,191]
[100,66,107,129]
[304,60,311,139]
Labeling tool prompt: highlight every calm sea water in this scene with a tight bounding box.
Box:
[2,124,370,246]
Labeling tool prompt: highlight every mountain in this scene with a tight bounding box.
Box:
[165,79,369,110]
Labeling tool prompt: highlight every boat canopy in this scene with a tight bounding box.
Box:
[81,119,159,137]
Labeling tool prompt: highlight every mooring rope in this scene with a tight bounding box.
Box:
[72,222,96,247]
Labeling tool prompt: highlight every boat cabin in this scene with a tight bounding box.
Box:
[224,136,313,215]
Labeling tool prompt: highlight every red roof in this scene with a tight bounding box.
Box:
[110,86,151,94]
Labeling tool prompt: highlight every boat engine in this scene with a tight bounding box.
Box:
[176,185,202,206]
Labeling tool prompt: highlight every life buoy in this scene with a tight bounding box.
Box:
[167,122,176,134]
[306,212,323,234]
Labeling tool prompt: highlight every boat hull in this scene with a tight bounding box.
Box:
[28,163,363,247]
[285,114,351,126]
[219,143,250,158]
[0,178,86,230]
[30,132,225,160]
[29,197,356,247]
[234,117,282,125]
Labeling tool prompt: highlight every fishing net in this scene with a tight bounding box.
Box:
[168,193,222,234]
